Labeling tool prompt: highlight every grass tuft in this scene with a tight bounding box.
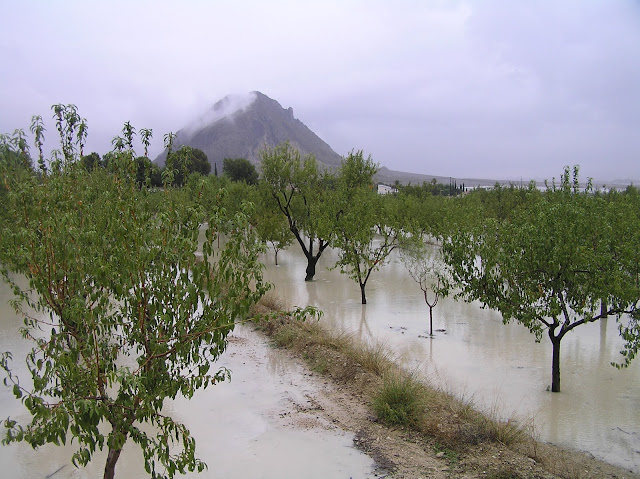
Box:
[272,326,299,347]
[346,340,393,376]
[373,373,425,427]
[256,292,285,311]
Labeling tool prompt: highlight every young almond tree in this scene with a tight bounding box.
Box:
[0,110,270,479]
[331,151,407,304]
[443,167,640,392]
[400,237,449,336]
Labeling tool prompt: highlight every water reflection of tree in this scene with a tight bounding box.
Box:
[356,305,374,341]
[600,317,608,362]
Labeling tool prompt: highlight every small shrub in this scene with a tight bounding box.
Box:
[373,373,425,427]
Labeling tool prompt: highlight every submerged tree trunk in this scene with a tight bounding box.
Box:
[305,256,318,281]
[360,283,367,305]
[423,290,438,337]
[104,447,122,479]
[290,227,329,281]
[550,335,561,393]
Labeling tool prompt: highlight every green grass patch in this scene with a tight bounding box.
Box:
[373,373,425,427]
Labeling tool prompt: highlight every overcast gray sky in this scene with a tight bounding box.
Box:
[1,0,639,182]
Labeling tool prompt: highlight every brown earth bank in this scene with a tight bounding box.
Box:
[250,297,639,479]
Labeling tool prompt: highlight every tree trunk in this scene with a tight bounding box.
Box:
[104,447,122,479]
[360,283,367,305]
[551,336,561,392]
[305,256,318,281]
[274,249,279,266]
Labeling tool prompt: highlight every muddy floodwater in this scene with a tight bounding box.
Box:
[0,278,376,478]
[263,244,640,474]
[2,236,639,477]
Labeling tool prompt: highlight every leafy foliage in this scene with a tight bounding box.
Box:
[331,151,410,304]
[81,152,102,172]
[165,146,210,186]
[442,167,640,391]
[254,188,294,265]
[399,177,465,197]
[0,109,269,479]
[222,157,258,185]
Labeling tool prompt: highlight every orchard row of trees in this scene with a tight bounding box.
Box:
[0,105,639,478]
[442,173,640,392]
[80,147,257,188]
[176,140,640,396]
[396,177,466,197]
[200,144,640,396]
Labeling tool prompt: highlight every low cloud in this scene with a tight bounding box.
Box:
[183,92,258,138]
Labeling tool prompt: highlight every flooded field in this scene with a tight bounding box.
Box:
[1,236,638,476]
[263,244,640,473]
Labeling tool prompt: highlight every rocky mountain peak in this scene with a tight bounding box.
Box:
[156,91,342,172]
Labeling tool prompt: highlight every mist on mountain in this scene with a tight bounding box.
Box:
[155,91,342,174]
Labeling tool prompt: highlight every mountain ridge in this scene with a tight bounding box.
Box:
[155,91,342,172]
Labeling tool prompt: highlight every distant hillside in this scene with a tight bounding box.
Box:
[155,91,342,172]
[374,166,502,188]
